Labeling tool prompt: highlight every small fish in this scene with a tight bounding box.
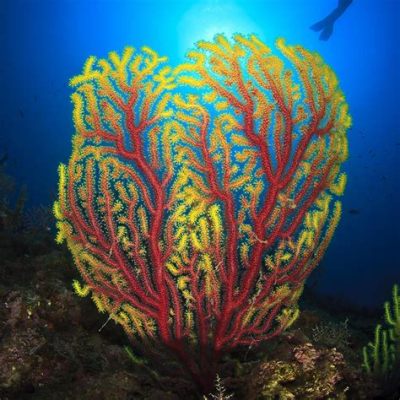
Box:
[310,0,353,41]
[348,208,360,215]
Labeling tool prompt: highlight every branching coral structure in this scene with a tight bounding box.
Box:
[54,34,351,391]
[363,284,400,379]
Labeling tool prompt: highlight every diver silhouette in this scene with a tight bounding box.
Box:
[310,0,353,41]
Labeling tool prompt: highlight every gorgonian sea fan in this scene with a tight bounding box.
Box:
[54,34,351,390]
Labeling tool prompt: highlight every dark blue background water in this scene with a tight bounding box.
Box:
[1,0,399,308]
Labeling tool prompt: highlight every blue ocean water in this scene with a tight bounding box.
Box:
[0,0,399,308]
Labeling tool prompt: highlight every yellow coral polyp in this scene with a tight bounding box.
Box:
[201,254,213,273]
[72,280,91,297]
[185,311,194,330]
[190,231,203,251]
[177,233,188,251]
[188,204,205,224]
[280,253,292,262]
[198,218,210,247]
[182,290,194,302]
[281,307,300,329]
[112,201,124,213]
[53,201,63,221]
[166,262,180,276]
[92,295,106,313]
[55,223,66,244]
[243,307,256,327]
[137,206,149,235]
[209,204,223,235]
[177,276,190,290]
[330,172,347,196]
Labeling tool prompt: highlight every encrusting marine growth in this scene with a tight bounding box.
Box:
[54,34,351,391]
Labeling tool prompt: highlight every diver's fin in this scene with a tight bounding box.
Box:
[310,19,327,32]
[319,22,334,41]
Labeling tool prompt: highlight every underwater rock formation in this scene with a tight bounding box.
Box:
[54,34,351,391]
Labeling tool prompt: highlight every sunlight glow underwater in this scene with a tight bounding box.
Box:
[178,0,264,56]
